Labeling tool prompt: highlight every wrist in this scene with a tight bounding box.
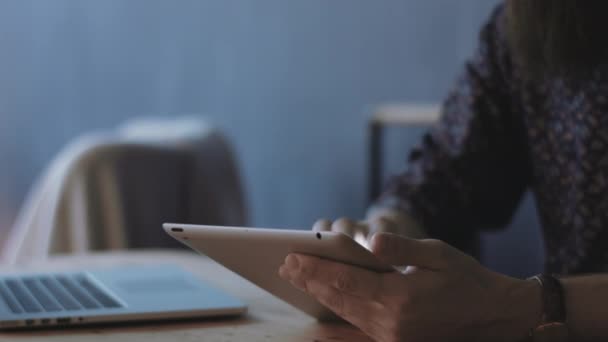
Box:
[480,275,542,342]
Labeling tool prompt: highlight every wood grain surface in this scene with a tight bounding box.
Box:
[0,250,372,342]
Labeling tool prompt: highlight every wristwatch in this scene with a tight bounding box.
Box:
[529,274,569,342]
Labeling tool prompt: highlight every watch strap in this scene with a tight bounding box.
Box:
[531,274,566,324]
[529,274,568,342]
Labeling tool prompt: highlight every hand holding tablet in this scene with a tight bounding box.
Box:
[163,223,394,320]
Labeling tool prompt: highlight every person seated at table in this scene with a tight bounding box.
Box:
[279,1,608,341]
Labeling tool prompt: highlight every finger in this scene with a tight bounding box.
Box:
[331,217,358,237]
[370,233,449,270]
[368,216,398,234]
[312,219,332,232]
[279,264,308,291]
[284,254,383,300]
[352,221,371,249]
[305,280,383,339]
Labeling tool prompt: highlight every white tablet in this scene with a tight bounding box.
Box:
[163,223,393,320]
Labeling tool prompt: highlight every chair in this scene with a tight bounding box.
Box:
[368,104,479,257]
[1,117,247,265]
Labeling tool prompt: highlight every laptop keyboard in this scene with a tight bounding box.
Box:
[0,274,123,314]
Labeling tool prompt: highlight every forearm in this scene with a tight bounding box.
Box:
[560,274,608,341]
[497,274,608,342]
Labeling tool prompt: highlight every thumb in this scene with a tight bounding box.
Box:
[370,233,449,270]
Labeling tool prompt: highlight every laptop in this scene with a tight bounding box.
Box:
[0,264,247,330]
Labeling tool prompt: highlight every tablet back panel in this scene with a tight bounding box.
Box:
[163,224,392,321]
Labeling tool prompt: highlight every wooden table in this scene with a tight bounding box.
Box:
[0,250,371,342]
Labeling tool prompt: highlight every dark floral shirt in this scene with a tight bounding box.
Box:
[376,4,608,275]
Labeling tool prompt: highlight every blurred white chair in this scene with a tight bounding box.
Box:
[1,117,247,265]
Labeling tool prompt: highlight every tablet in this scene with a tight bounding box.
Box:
[163,223,393,320]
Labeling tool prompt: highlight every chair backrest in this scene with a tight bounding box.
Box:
[1,118,247,264]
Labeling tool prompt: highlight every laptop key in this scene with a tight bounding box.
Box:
[40,277,81,311]
[56,276,101,309]
[0,282,23,314]
[77,276,122,308]
[5,279,42,313]
[23,278,62,312]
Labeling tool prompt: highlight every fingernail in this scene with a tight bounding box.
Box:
[285,254,299,270]
[290,278,307,292]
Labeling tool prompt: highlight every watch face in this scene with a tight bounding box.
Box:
[533,322,568,342]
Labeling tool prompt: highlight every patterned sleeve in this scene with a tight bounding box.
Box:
[371,5,531,242]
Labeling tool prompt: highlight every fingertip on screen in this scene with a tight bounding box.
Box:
[354,232,370,250]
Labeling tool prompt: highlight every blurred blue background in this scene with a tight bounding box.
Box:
[0,0,542,276]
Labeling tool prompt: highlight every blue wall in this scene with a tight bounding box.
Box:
[0,0,542,275]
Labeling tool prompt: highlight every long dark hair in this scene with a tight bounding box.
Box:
[506,0,608,81]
